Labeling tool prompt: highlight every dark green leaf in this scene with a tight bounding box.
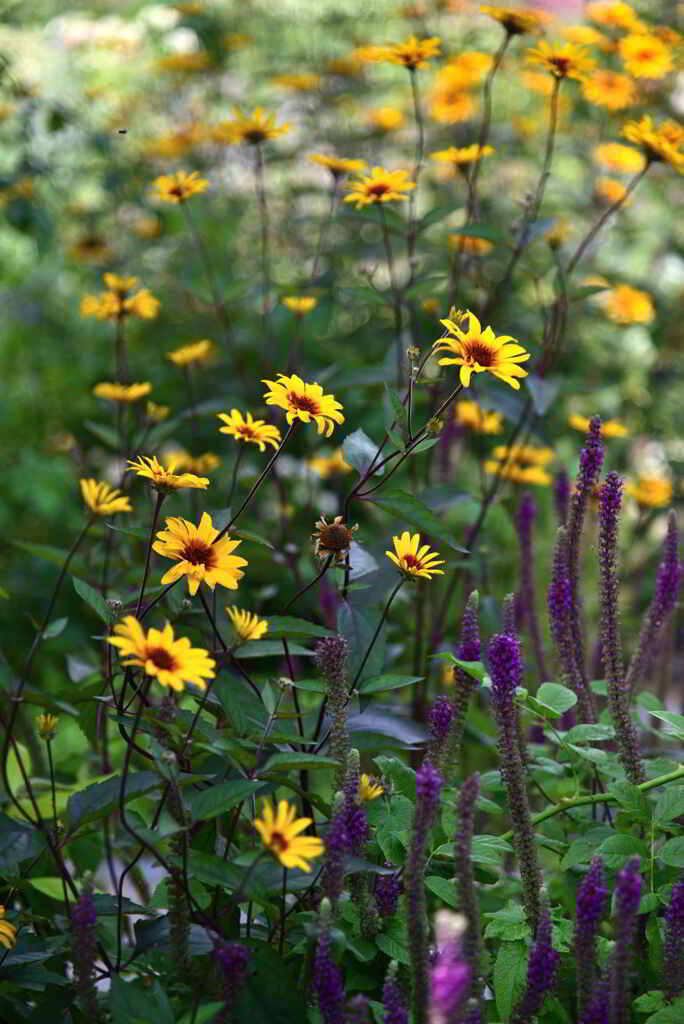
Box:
[263,616,334,639]
[654,787,684,824]
[609,780,651,823]
[369,488,467,552]
[235,640,314,658]
[598,834,648,868]
[358,674,422,695]
[494,942,528,1022]
[535,683,578,716]
[659,837,684,868]
[66,771,161,831]
[185,780,264,822]
[261,752,340,773]
[72,576,111,623]
[0,815,44,873]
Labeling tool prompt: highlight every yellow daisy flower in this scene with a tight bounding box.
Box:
[80,479,132,516]
[366,107,404,132]
[593,142,645,173]
[226,606,268,643]
[153,512,247,596]
[163,451,221,474]
[0,908,16,950]
[155,52,210,73]
[429,70,476,124]
[568,414,628,437]
[167,338,215,366]
[80,279,160,321]
[582,70,637,110]
[343,167,415,209]
[108,616,216,692]
[253,800,324,872]
[93,382,152,403]
[308,449,352,478]
[600,283,654,324]
[386,531,445,580]
[454,400,504,434]
[621,116,684,171]
[445,51,492,86]
[309,154,367,178]
[618,33,673,79]
[217,409,282,451]
[586,1,645,32]
[262,374,344,437]
[359,773,384,801]
[525,41,595,81]
[36,713,59,740]
[484,460,552,486]
[127,455,210,492]
[103,273,138,292]
[626,476,672,508]
[432,311,530,390]
[374,35,442,70]
[562,25,611,49]
[146,400,170,421]
[272,72,321,90]
[214,107,290,145]
[152,170,209,203]
[431,144,494,168]
[282,296,318,315]
[448,234,494,255]
[480,5,549,35]
[492,443,554,465]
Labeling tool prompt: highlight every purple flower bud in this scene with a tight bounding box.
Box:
[314,903,345,1024]
[456,592,481,663]
[375,868,403,920]
[315,635,349,682]
[549,527,595,722]
[408,762,443,1023]
[663,877,684,1002]
[383,962,409,1024]
[345,994,370,1023]
[215,942,249,1022]
[610,858,642,1023]
[575,857,606,1018]
[488,633,523,701]
[323,794,348,907]
[428,697,454,744]
[511,908,560,1024]
[70,887,98,1019]
[416,760,442,806]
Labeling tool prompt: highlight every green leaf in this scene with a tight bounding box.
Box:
[235,640,314,658]
[375,917,410,965]
[598,834,648,868]
[571,283,611,301]
[448,658,489,683]
[110,976,174,1024]
[358,674,422,695]
[343,428,384,477]
[484,900,531,941]
[290,677,327,694]
[525,375,560,415]
[183,850,243,892]
[27,877,66,901]
[262,616,334,639]
[66,771,161,831]
[654,786,684,824]
[425,875,459,908]
[374,756,416,800]
[12,540,76,568]
[535,683,578,717]
[494,942,528,1021]
[453,222,504,242]
[84,419,120,449]
[634,992,665,1013]
[369,488,467,552]
[72,576,111,624]
[261,752,340,773]
[564,723,615,743]
[0,813,44,872]
[43,617,68,639]
[185,780,264,822]
[418,203,464,232]
[233,528,275,550]
[645,710,684,739]
[384,383,408,435]
[609,780,651,823]
[644,996,684,1024]
[659,837,684,868]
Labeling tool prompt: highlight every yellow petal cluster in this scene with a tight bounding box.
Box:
[433,311,530,390]
[386,532,444,580]
[127,455,210,492]
[80,479,132,516]
[108,616,216,692]
[153,512,247,595]
[217,409,282,451]
[253,800,324,871]
[226,606,268,642]
[262,374,344,437]
[344,167,415,208]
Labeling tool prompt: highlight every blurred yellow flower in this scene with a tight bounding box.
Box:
[344,167,415,208]
[152,170,209,203]
[218,409,282,451]
[80,274,160,321]
[154,512,247,595]
[492,443,554,465]
[445,51,492,86]
[619,33,673,79]
[164,451,221,474]
[282,296,317,315]
[0,908,16,950]
[595,177,630,204]
[125,289,160,319]
[155,52,210,73]
[562,25,610,49]
[81,479,132,516]
[387,531,444,580]
[309,449,352,478]
[214,107,290,145]
[600,283,654,324]
[480,5,549,35]
[127,455,209,492]
[272,72,321,90]
[586,1,645,32]
[36,713,59,740]
[144,124,207,158]
[167,338,215,366]
[367,107,404,132]
[359,774,384,801]
[93,382,152,402]
[448,233,493,255]
[544,217,572,248]
[525,41,595,81]
[521,71,556,95]
[568,414,628,437]
[108,616,215,692]
[226,606,268,643]
[262,374,344,436]
[627,476,672,508]
[454,400,504,433]
[309,154,367,178]
[622,116,684,171]
[146,400,170,421]
[593,142,645,173]
[583,70,637,110]
[431,144,494,168]
[433,311,530,390]
[253,800,324,871]
[484,460,552,486]
[429,69,477,123]
[422,298,441,315]
[371,35,442,70]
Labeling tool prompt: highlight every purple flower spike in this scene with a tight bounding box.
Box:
[511,908,560,1024]
[610,858,642,1023]
[375,868,403,920]
[575,857,606,1017]
[70,887,98,1019]
[215,942,249,1023]
[383,962,409,1024]
[314,900,345,1024]
[426,697,455,770]
[429,911,470,1024]
[664,877,684,1002]
[549,526,595,722]
[443,591,482,785]
[407,761,443,1024]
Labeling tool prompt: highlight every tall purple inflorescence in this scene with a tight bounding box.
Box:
[214,942,249,1024]
[443,591,481,785]
[383,961,409,1024]
[407,760,442,1024]
[567,416,604,695]
[345,994,370,1023]
[627,510,681,695]
[553,468,570,526]
[315,635,350,791]
[70,884,99,1021]
[609,857,642,1024]
[516,491,549,682]
[426,696,455,771]
[322,792,348,908]
[454,773,483,1003]
[375,868,403,920]
[511,907,560,1024]
[429,911,470,1024]
[548,526,596,722]
[663,877,684,1002]
[488,633,542,933]
[574,857,606,1018]
[599,472,644,784]
[314,899,346,1024]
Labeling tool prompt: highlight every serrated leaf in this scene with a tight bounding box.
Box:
[494,941,528,1021]
[598,834,648,868]
[368,488,467,553]
[73,576,111,623]
[609,780,650,823]
[654,787,684,824]
[659,837,684,868]
[425,875,459,908]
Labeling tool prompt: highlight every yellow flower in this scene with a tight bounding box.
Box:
[152,170,209,203]
[0,908,16,950]
[93,382,152,402]
[600,283,654,324]
[103,273,138,292]
[433,311,530,390]
[309,154,367,178]
[621,116,684,171]
[586,1,644,32]
[282,296,317,315]
[272,72,321,90]
[374,35,442,70]
[226,606,268,643]
[146,400,170,421]
[125,289,160,319]
[262,374,344,437]
[544,217,573,248]
[36,713,59,740]
[144,124,207,158]
[164,451,221,474]
[445,51,493,86]
[525,41,595,81]
[522,70,557,96]
[480,5,549,35]
[214,107,290,145]
[366,107,404,132]
[454,400,504,434]
[167,338,215,366]
[80,479,132,516]
[218,409,282,451]
[448,233,493,255]
[108,616,216,692]
[127,455,210,492]
[431,144,494,168]
[344,167,415,209]
[492,443,554,465]
[386,531,445,580]
[626,476,672,508]
[359,773,384,801]
[583,70,637,110]
[619,33,673,79]
[568,414,628,437]
[484,460,552,486]
[593,141,645,173]
[562,25,611,49]
[312,515,358,564]
[153,513,247,596]
[429,69,477,124]
[253,800,324,871]
[308,449,352,478]
[595,177,630,204]
[155,52,210,73]
[422,298,441,315]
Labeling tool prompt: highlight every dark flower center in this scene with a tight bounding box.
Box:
[270,830,288,851]
[287,390,321,414]
[238,425,257,439]
[319,524,353,551]
[244,129,267,143]
[182,540,216,568]
[169,185,185,198]
[147,647,177,671]
[551,57,571,74]
[463,339,497,366]
[367,182,391,197]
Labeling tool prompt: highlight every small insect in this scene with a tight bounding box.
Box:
[118,129,127,134]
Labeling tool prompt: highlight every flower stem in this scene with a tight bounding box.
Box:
[566,165,649,276]
[350,579,404,690]
[134,491,165,617]
[227,446,244,509]
[181,200,229,336]
[215,422,296,541]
